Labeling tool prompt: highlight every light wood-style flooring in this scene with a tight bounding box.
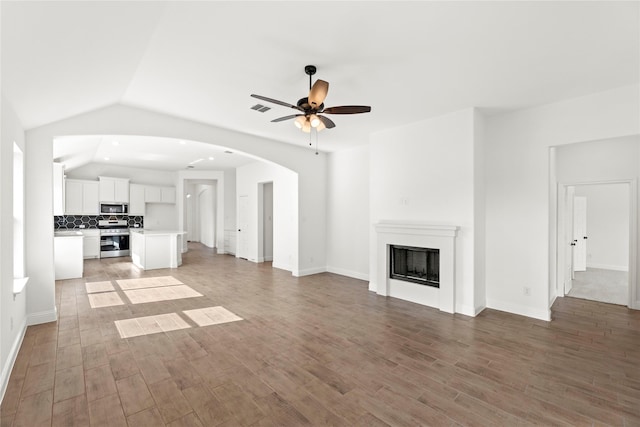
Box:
[2,243,639,426]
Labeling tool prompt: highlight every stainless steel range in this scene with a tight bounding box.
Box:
[98,219,130,258]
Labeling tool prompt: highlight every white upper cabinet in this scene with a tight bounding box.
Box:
[65,179,99,215]
[145,186,162,203]
[145,185,175,204]
[129,184,146,215]
[99,177,130,203]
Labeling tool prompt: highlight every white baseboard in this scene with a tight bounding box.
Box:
[368,281,377,292]
[27,308,58,326]
[0,319,27,405]
[271,261,291,272]
[294,266,327,277]
[216,248,225,255]
[456,303,485,317]
[486,298,551,321]
[264,256,273,262]
[326,266,369,281]
[586,263,628,272]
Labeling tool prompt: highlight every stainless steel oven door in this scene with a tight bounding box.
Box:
[100,233,130,258]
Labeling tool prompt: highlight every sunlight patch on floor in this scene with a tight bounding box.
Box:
[85,281,115,294]
[114,313,192,338]
[117,276,183,290]
[88,291,124,308]
[124,285,202,304]
[183,306,243,327]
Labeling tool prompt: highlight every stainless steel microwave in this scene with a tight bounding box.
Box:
[100,203,128,215]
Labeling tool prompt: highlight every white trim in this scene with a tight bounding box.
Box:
[0,320,27,404]
[375,221,459,314]
[27,308,58,326]
[487,298,551,321]
[294,266,327,277]
[586,263,629,272]
[457,303,484,317]
[13,277,29,296]
[555,179,637,311]
[264,256,273,262]
[271,261,291,272]
[326,266,369,281]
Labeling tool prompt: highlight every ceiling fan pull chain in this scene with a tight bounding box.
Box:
[315,129,319,155]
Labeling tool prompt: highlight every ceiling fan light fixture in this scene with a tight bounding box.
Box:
[316,121,326,132]
[302,118,311,133]
[294,116,305,129]
[309,114,321,128]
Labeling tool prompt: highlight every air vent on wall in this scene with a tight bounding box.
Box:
[250,104,271,113]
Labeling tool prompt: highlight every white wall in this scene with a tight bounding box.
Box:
[145,204,178,230]
[236,161,298,272]
[575,184,629,271]
[224,169,236,231]
[326,145,370,280]
[0,96,28,401]
[66,162,176,186]
[486,85,640,319]
[369,108,484,316]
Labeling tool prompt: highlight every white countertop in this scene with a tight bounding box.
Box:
[54,231,84,237]
[130,229,186,236]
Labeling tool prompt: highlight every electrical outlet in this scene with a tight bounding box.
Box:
[523,287,531,296]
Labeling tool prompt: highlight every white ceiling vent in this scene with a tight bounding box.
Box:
[250,104,271,113]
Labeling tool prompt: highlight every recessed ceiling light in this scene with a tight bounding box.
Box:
[178,140,186,145]
[104,157,110,161]
[208,157,215,161]
[112,140,119,146]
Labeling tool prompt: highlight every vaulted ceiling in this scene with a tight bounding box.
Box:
[2,1,638,156]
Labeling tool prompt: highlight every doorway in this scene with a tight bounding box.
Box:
[558,181,632,306]
[259,182,273,263]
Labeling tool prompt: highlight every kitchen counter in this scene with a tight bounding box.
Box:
[54,234,83,279]
[130,230,185,270]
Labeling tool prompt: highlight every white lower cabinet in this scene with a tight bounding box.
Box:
[82,230,100,259]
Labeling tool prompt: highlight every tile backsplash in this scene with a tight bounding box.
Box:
[54,215,144,230]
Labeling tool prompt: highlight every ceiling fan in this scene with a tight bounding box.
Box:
[251,65,371,133]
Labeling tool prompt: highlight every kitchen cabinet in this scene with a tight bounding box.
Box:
[129,184,146,215]
[65,179,99,215]
[54,235,83,280]
[99,177,130,203]
[53,162,65,216]
[82,229,100,259]
[145,185,176,204]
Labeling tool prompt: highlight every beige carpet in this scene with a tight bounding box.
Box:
[568,268,628,306]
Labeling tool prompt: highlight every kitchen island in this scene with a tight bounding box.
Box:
[130,230,186,270]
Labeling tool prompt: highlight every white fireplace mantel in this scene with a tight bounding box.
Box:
[374,221,459,313]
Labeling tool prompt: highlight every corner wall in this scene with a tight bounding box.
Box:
[326,145,370,280]
[485,85,640,320]
[1,96,27,401]
[369,108,484,316]
[236,161,298,272]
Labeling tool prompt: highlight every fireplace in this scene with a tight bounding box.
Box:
[374,221,458,313]
[390,245,439,287]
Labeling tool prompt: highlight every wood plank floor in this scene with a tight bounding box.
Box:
[2,243,639,426]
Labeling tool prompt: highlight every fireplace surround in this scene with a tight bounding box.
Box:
[374,221,458,313]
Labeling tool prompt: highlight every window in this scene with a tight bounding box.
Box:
[13,142,26,292]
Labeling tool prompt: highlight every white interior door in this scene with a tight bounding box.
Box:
[238,195,249,259]
[573,196,587,272]
[564,186,575,294]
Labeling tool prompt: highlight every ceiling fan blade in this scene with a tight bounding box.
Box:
[322,105,371,114]
[308,79,329,109]
[317,115,336,129]
[271,114,303,123]
[251,94,303,111]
